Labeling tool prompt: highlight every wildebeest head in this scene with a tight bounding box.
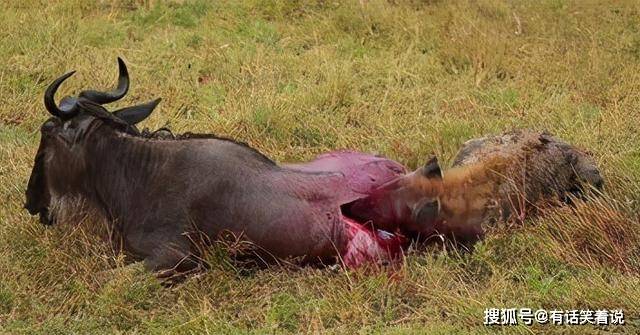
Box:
[24,58,161,225]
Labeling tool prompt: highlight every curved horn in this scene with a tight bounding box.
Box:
[78,57,129,104]
[112,98,161,125]
[44,71,78,118]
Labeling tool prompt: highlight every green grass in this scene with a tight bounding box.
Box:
[1,0,640,333]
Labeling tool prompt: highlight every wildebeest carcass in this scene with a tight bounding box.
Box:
[24,59,408,275]
[345,129,604,247]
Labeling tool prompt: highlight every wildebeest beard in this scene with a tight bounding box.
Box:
[24,136,51,224]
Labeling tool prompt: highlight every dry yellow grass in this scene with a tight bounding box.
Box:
[1,0,639,333]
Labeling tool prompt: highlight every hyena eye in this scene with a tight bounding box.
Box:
[414,198,440,224]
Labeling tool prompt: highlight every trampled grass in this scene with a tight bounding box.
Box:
[1,0,639,333]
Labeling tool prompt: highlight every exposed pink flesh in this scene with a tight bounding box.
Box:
[285,150,408,268]
[284,150,407,194]
[341,217,406,268]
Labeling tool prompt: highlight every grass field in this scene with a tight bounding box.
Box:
[1,0,640,333]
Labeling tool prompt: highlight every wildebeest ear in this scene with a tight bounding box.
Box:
[413,198,440,225]
[113,98,161,125]
[420,155,442,179]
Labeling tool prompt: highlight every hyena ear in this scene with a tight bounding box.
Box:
[413,198,441,225]
[420,155,442,179]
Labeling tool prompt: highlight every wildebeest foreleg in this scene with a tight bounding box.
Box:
[125,227,201,278]
[144,243,201,274]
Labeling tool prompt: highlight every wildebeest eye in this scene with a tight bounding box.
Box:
[61,121,81,136]
[57,120,82,144]
[62,121,74,130]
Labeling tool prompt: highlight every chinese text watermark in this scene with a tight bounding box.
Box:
[484,308,624,326]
